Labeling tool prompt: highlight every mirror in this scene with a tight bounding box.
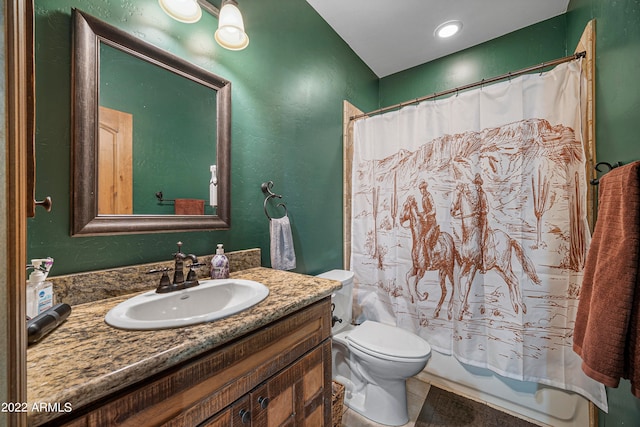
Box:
[72,9,230,235]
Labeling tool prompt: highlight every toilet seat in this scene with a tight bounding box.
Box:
[346,320,431,362]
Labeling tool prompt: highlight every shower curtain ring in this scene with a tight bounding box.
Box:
[540,63,545,76]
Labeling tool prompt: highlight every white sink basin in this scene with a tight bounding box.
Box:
[105,279,269,330]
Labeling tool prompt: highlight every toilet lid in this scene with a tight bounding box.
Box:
[316,269,354,284]
[346,320,431,359]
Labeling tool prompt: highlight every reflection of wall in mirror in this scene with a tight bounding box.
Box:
[99,43,217,215]
[98,106,133,215]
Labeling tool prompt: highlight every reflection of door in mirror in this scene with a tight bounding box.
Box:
[98,106,133,214]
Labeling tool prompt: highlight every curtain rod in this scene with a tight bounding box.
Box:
[350,51,587,121]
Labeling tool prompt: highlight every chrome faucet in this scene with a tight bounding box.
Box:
[154,242,203,293]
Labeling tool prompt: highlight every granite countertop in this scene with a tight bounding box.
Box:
[26,267,341,426]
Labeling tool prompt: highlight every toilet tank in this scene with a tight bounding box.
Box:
[316,270,354,334]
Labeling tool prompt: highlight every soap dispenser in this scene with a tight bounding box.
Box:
[27,258,54,318]
[211,244,230,279]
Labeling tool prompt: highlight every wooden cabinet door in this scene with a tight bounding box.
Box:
[296,342,329,427]
[251,341,331,427]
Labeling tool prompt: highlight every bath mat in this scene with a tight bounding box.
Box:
[415,386,539,427]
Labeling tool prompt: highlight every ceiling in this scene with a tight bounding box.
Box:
[305,0,570,78]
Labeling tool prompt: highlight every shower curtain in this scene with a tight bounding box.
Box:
[350,60,607,411]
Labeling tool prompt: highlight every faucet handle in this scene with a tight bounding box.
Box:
[186,269,198,283]
[185,262,205,288]
[148,267,174,293]
[158,270,172,289]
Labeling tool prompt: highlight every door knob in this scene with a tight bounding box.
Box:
[258,396,270,409]
[239,408,251,424]
[35,196,52,212]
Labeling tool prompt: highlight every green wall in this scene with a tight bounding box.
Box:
[567,0,640,165]
[566,1,640,425]
[29,0,378,275]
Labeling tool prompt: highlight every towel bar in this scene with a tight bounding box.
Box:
[590,161,622,185]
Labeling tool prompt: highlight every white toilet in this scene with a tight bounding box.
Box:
[317,269,431,426]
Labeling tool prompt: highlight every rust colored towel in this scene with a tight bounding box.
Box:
[174,199,204,215]
[574,161,640,397]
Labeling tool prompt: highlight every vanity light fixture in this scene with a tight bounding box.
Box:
[159,0,202,23]
[214,0,249,50]
[160,0,249,51]
[435,20,462,39]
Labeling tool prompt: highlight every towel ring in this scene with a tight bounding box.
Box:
[263,199,288,221]
[261,181,289,221]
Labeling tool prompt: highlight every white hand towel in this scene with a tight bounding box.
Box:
[270,216,296,270]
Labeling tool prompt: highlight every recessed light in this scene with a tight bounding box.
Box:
[435,20,462,39]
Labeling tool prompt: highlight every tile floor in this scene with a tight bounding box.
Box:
[339,377,431,427]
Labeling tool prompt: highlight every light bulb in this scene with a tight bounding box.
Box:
[215,2,249,50]
[159,0,202,24]
[435,21,462,39]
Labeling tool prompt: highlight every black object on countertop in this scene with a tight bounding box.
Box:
[27,303,72,345]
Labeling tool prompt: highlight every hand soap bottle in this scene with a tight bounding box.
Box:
[211,244,230,279]
[27,258,54,318]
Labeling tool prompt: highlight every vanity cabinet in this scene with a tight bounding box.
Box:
[48,298,332,427]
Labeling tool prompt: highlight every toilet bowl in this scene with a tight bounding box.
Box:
[317,269,431,426]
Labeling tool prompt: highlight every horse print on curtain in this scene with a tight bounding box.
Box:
[350,60,607,410]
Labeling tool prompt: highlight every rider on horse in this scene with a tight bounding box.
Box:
[419,180,440,269]
[472,173,490,273]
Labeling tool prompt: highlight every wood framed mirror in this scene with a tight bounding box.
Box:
[71,9,231,236]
